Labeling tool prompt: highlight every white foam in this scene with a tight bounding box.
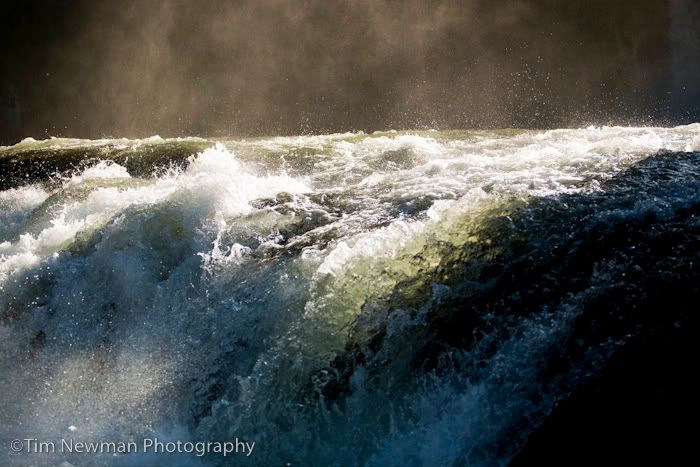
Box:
[66,161,131,185]
[0,144,311,281]
[0,185,50,238]
[1,125,699,466]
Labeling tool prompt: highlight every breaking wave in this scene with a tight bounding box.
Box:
[1,125,699,466]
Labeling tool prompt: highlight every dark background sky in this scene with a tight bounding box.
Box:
[1,0,699,143]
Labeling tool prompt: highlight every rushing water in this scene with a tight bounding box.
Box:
[1,126,699,466]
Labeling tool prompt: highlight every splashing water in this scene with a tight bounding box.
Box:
[1,125,699,466]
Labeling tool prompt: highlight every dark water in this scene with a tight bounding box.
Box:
[0,127,698,465]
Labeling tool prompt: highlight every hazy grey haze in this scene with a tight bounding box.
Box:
[1,0,698,143]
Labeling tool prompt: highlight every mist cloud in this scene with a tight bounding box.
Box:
[1,0,696,142]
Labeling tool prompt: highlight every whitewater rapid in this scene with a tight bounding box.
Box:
[1,125,699,466]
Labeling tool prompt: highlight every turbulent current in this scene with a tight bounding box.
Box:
[1,127,699,466]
